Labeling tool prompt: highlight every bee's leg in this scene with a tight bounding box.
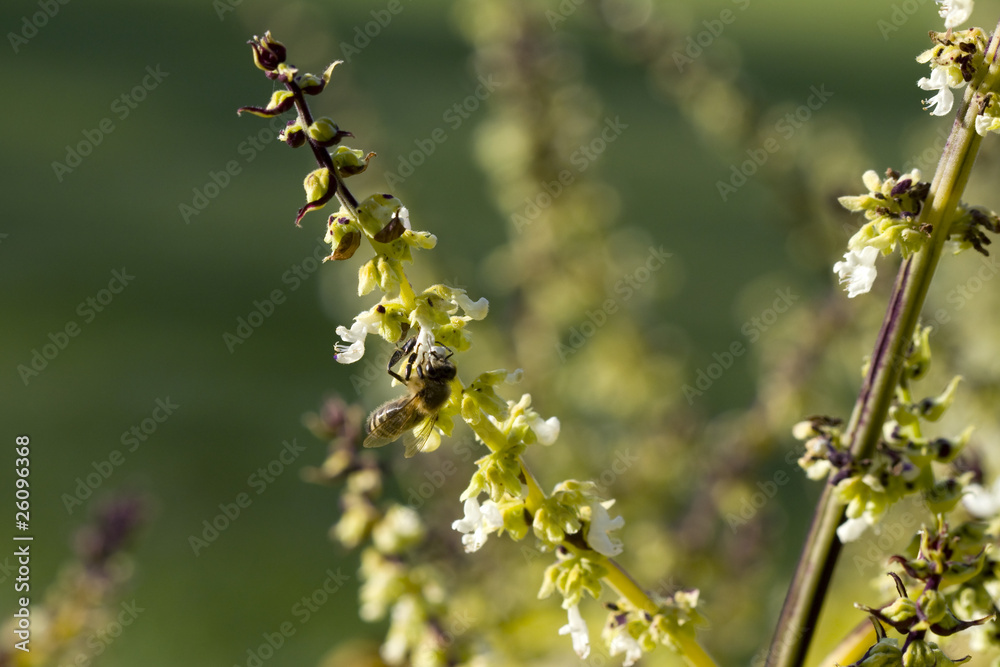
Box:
[405,352,418,381]
[387,338,417,383]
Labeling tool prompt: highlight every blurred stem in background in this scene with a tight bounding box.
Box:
[0,494,145,667]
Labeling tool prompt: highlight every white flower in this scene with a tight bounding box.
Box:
[558,604,590,659]
[609,630,643,667]
[833,246,880,298]
[963,479,1000,518]
[585,500,625,557]
[976,112,1000,136]
[528,415,560,445]
[836,515,872,543]
[918,66,961,116]
[938,0,973,29]
[451,497,504,553]
[333,309,382,363]
[453,291,489,320]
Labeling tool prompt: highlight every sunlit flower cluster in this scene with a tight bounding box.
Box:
[794,327,971,543]
[834,168,1000,297]
[834,169,930,297]
[916,26,986,117]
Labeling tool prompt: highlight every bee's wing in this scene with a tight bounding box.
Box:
[403,415,441,458]
[364,395,423,449]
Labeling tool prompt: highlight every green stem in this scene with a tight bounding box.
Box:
[766,23,1000,667]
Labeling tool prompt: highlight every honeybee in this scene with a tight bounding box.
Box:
[364,337,456,458]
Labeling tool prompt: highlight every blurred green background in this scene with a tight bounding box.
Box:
[7,0,1000,665]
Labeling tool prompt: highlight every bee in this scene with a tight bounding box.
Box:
[364,337,456,458]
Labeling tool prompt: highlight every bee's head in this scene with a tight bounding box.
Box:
[423,344,456,381]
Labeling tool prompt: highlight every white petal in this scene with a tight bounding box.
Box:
[837,516,870,543]
[480,500,504,530]
[833,246,879,298]
[452,498,483,533]
[529,415,560,445]
[925,86,955,116]
[451,498,503,553]
[558,604,590,659]
[918,67,958,116]
[586,500,625,557]
[334,338,365,364]
[938,0,973,28]
[963,481,1000,518]
[455,293,489,320]
[609,632,644,667]
[918,66,950,91]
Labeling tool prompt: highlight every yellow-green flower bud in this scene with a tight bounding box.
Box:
[880,596,918,625]
[308,117,352,147]
[299,60,340,95]
[917,376,962,421]
[296,168,335,225]
[332,146,373,176]
[304,167,330,203]
[499,499,529,540]
[917,589,947,627]
[902,639,969,667]
[279,119,306,148]
[376,256,401,293]
[906,326,932,381]
[852,638,902,667]
[358,259,379,296]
